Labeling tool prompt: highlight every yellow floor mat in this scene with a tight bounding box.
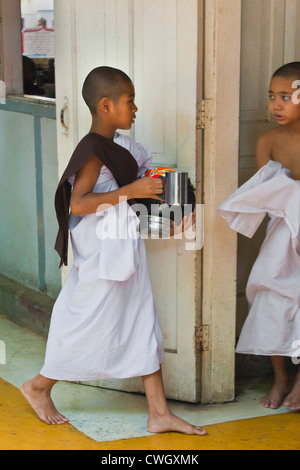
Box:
[0,378,299,450]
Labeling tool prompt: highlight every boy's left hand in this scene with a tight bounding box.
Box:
[171,212,195,236]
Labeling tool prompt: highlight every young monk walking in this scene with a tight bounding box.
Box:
[21,66,207,436]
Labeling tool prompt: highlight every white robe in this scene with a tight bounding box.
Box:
[40,133,164,381]
[218,160,300,357]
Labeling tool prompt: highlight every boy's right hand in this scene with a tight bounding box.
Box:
[129,177,164,201]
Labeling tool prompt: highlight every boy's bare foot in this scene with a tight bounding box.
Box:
[147,411,207,436]
[283,379,300,411]
[21,376,69,425]
[259,382,290,410]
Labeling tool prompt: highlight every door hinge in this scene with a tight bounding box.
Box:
[197,99,212,130]
[195,325,210,352]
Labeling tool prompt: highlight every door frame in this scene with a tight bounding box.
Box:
[199,0,242,404]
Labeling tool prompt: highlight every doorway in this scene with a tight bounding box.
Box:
[53,0,244,405]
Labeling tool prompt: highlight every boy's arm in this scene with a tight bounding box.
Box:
[70,155,163,216]
[256,131,273,170]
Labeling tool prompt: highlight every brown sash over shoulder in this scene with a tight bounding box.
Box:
[54,132,138,268]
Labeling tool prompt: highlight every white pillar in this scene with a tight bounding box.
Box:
[0,0,23,95]
[201,0,242,404]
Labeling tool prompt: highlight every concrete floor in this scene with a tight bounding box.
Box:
[0,311,294,447]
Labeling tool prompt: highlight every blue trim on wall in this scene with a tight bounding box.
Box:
[1,97,56,291]
[0,96,56,119]
[34,116,46,291]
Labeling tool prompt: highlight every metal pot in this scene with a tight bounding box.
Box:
[139,171,189,239]
[164,171,188,206]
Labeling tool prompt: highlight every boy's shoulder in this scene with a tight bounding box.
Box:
[256,128,280,167]
[258,127,280,144]
[256,127,284,153]
[114,132,143,151]
[114,132,152,159]
[114,132,152,173]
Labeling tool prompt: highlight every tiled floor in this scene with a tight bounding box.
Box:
[0,376,298,450]
[0,311,294,447]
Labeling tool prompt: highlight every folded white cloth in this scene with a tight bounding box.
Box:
[218,161,300,357]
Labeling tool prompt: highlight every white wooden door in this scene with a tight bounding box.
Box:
[54,0,203,403]
[237,0,300,336]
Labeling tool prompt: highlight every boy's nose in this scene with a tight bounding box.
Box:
[273,99,282,110]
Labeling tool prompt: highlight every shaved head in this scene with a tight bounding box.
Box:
[82,66,133,114]
[272,62,300,81]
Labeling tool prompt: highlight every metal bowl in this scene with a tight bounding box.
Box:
[140,215,172,239]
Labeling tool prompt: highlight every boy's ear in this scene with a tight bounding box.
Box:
[99,97,111,113]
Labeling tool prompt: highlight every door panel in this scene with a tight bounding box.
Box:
[54,0,202,402]
[133,0,177,166]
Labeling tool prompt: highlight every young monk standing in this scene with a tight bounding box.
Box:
[219,63,300,411]
[254,63,300,411]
